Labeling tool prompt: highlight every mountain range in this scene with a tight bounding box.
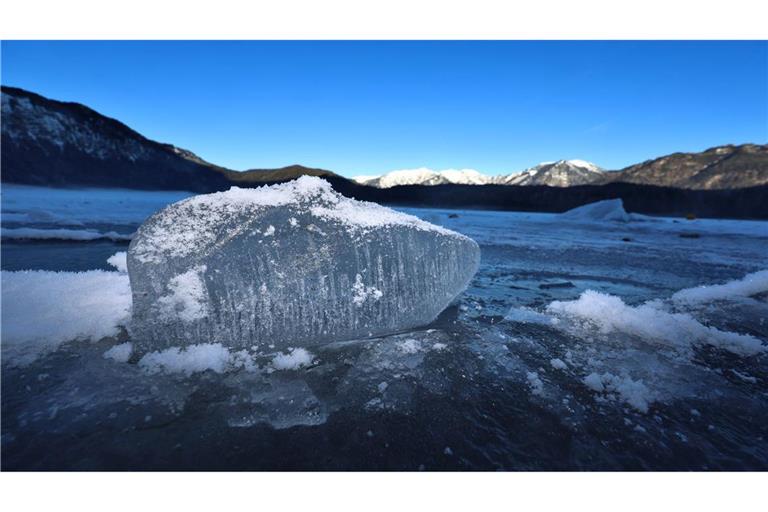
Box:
[354,160,606,188]
[1,85,767,218]
[355,149,768,190]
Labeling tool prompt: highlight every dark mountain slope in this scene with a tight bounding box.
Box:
[603,144,768,190]
[329,180,768,219]
[1,86,342,191]
[223,164,341,183]
[1,86,232,191]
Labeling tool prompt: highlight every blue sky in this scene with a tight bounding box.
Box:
[2,41,766,176]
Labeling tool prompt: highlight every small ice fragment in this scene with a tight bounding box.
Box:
[103,342,133,363]
[505,307,554,326]
[560,198,631,222]
[526,371,544,395]
[550,358,568,370]
[582,372,652,413]
[583,372,605,392]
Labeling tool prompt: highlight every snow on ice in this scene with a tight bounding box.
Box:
[271,348,314,370]
[1,227,133,241]
[546,290,765,357]
[107,251,128,273]
[138,343,237,375]
[671,269,768,305]
[1,269,131,365]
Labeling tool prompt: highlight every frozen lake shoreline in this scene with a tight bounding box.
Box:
[2,185,768,470]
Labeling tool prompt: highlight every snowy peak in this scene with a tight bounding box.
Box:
[354,160,604,188]
[353,168,493,188]
[499,160,605,187]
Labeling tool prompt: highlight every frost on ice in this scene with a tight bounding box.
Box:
[128,177,480,354]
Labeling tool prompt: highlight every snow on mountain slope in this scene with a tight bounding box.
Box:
[498,160,605,187]
[354,160,604,188]
[354,168,493,188]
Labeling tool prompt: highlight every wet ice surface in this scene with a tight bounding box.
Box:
[2,190,768,470]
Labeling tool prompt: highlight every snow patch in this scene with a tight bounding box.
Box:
[671,270,768,305]
[1,270,131,365]
[107,251,128,273]
[132,176,462,263]
[139,343,234,375]
[547,290,765,357]
[271,348,314,370]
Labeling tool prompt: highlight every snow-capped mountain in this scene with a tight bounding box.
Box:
[496,160,605,187]
[353,160,604,188]
[354,168,494,188]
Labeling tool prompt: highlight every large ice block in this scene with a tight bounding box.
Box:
[127,177,480,354]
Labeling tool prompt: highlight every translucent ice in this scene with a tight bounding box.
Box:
[127,177,480,354]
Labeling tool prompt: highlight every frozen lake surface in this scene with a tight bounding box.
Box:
[2,185,768,470]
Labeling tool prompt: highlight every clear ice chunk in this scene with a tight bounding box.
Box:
[560,198,631,222]
[127,177,480,354]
